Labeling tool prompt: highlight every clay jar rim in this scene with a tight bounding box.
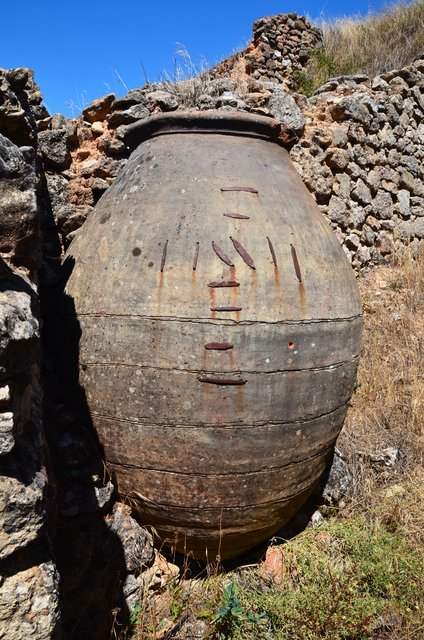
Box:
[123,109,290,152]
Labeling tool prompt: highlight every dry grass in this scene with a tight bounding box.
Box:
[339,246,424,515]
[157,47,214,108]
[320,0,424,78]
[294,0,424,93]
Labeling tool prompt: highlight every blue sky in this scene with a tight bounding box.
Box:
[1,0,392,115]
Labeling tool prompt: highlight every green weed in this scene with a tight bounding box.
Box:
[293,49,359,96]
[219,516,423,640]
[212,582,268,639]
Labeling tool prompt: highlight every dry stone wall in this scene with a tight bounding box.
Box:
[0,69,60,640]
[291,61,424,269]
[211,13,322,88]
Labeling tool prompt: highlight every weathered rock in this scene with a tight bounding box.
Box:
[78,156,126,179]
[105,502,154,572]
[395,189,411,218]
[0,412,14,455]
[327,195,350,227]
[208,78,239,96]
[56,204,92,240]
[45,174,70,216]
[38,129,71,170]
[111,89,147,111]
[96,133,125,156]
[50,114,78,145]
[0,442,47,558]
[311,510,325,528]
[82,93,115,123]
[0,289,39,378]
[325,147,349,169]
[0,72,37,146]
[330,94,377,126]
[0,560,61,640]
[145,90,179,112]
[351,178,372,205]
[0,67,60,640]
[267,87,305,132]
[400,169,424,197]
[216,91,247,109]
[107,103,150,125]
[373,189,393,218]
[321,451,353,504]
[370,446,400,468]
[398,218,424,239]
[91,177,110,202]
[0,135,40,269]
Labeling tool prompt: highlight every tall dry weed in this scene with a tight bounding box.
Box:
[339,247,423,505]
[320,0,424,78]
[158,47,213,108]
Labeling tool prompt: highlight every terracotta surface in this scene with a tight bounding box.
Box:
[64,111,362,559]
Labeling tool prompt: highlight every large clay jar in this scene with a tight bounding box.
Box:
[64,111,362,560]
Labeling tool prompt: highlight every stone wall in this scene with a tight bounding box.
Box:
[290,61,424,269]
[0,69,60,640]
[211,12,322,88]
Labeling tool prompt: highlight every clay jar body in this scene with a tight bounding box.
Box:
[64,112,362,560]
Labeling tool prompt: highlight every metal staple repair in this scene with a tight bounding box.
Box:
[221,186,258,194]
[290,244,302,283]
[160,240,168,272]
[198,376,247,385]
[207,281,240,288]
[212,241,234,267]
[210,306,242,312]
[192,241,199,270]
[267,237,277,267]
[230,237,256,269]
[223,213,250,219]
[204,343,234,350]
